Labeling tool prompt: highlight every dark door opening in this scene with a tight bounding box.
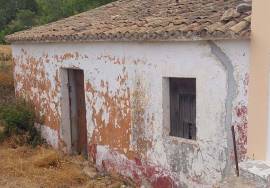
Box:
[67,69,88,157]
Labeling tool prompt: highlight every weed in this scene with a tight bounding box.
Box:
[0,45,14,106]
[0,100,44,147]
[0,45,12,62]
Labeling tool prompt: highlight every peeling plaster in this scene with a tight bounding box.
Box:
[36,123,59,148]
[215,41,250,161]
[11,41,250,187]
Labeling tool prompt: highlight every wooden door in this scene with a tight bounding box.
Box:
[68,69,88,157]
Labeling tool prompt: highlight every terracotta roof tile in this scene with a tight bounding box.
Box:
[6,0,252,43]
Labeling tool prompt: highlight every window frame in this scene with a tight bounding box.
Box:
[166,77,197,140]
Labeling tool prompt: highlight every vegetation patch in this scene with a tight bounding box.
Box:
[0,45,14,105]
[0,100,44,147]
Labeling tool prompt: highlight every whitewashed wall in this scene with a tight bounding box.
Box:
[11,40,250,188]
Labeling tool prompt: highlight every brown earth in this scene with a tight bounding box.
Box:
[0,137,133,188]
[216,176,257,188]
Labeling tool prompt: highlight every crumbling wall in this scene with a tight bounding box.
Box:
[215,41,250,161]
[11,40,250,187]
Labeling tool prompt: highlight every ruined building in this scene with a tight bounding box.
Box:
[6,0,252,187]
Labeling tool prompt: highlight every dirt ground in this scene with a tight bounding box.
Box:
[0,136,133,188]
[0,138,255,188]
[215,176,257,188]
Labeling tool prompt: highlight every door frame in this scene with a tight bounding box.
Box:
[60,68,88,156]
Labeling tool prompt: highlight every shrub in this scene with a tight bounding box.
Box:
[0,100,44,147]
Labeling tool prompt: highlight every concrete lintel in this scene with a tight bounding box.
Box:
[240,160,270,187]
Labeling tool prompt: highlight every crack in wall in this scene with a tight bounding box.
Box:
[208,41,237,177]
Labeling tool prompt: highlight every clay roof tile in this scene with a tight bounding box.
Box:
[6,0,252,43]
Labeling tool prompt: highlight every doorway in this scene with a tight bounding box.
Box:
[61,68,88,157]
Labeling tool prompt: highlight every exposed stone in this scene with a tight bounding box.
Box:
[107,182,122,188]
[237,3,252,13]
[216,176,257,188]
[239,160,270,188]
[83,166,98,179]
[221,8,240,22]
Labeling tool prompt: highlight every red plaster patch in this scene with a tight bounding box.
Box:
[233,103,248,161]
[96,146,178,187]
[152,176,174,188]
[88,144,97,163]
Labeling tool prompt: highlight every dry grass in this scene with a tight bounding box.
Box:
[0,145,86,187]
[0,45,14,105]
[0,45,12,61]
[0,137,131,188]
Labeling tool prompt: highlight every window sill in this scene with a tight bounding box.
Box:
[166,136,199,148]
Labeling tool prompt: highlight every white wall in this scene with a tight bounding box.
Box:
[12,40,250,187]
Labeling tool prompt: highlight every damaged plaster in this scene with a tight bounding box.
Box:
[11,40,250,187]
[208,41,237,176]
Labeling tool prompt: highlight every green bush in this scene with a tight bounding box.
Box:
[0,100,44,147]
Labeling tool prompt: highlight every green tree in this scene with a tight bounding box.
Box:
[35,0,115,24]
[7,10,37,33]
[0,0,38,30]
[0,10,37,43]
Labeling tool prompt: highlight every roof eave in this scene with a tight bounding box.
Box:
[5,34,251,44]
